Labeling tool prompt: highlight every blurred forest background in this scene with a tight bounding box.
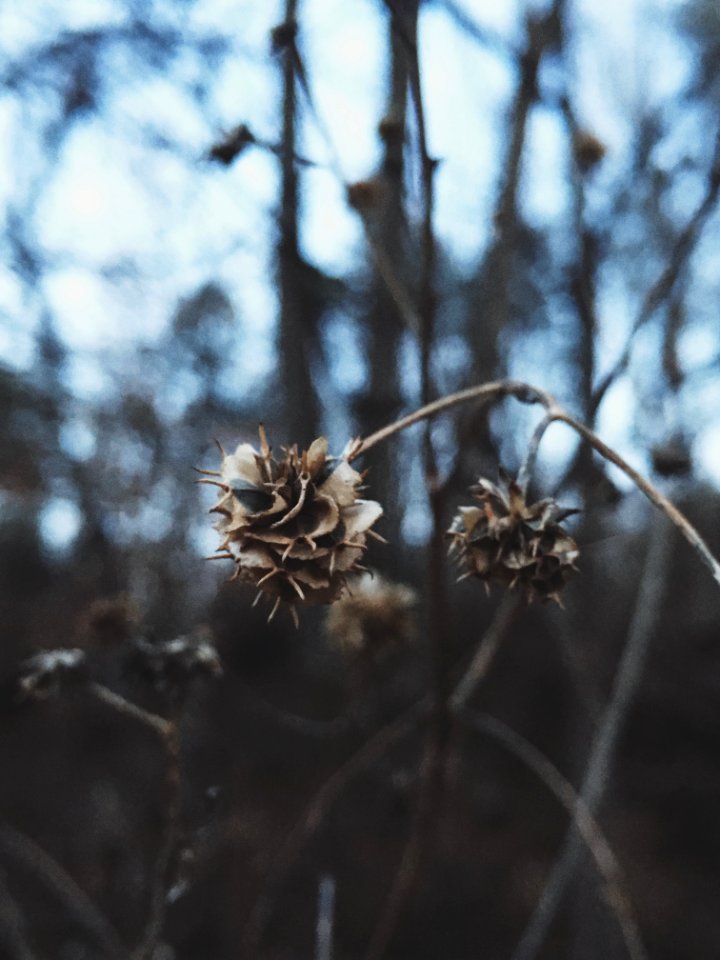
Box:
[3,0,720,957]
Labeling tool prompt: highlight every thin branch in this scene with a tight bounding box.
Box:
[510,516,672,960]
[362,595,519,960]
[236,678,349,739]
[88,682,172,738]
[88,684,181,960]
[349,379,553,459]
[516,412,555,493]
[361,736,445,960]
[550,409,720,584]
[359,13,451,960]
[130,722,182,960]
[0,824,124,959]
[315,874,335,960]
[438,0,516,59]
[0,869,39,960]
[288,27,423,338]
[449,594,521,712]
[460,710,648,960]
[590,128,720,418]
[242,698,431,956]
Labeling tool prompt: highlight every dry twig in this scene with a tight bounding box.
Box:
[510,517,672,960]
[460,710,648,960]
[88,684,182,960]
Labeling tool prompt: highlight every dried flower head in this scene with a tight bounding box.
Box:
[201,428,383,624]
[448,472,579,605]
[15,649,87,703]
[326,573,417,658]
[82,594,138,644]
[130,630,222,692]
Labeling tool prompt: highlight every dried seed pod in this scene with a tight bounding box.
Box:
[326,573,416,658]
[202,428,383,623]
[448,472,579,605]
[14,649,87,703]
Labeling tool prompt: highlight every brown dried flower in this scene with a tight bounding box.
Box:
[201,428,383,625]
[448,472,579,605]
[326,573,417,658]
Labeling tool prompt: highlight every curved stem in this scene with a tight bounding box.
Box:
[460,710,648,960]
[350,378,720,588]
[550,410,720,584]
[517,412,556,493]
[0,825,124,959]
[349,379,553,462]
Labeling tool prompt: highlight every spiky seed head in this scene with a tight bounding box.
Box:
[204,428,383,622]
[448,472,579,605]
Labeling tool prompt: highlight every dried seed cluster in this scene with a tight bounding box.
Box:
[326,573,417,658]
[448,473,579,605]
[130,632,222,692]
[203,428,383,624]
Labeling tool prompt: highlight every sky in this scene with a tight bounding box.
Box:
[2,0,718,551]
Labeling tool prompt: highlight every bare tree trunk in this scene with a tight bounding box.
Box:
[276,0,321,446]
[353,1,411,559]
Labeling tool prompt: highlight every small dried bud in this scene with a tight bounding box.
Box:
[130,632,222,692]
[651,438,692,477]
[202,428,384,624]
[448,472,579,605]
[378,115,404,145]
[326,573,416,658]
[346,178,385,212]
[573,130,606,172]
[82,594,138,644]
[207,124,256,166]
[15,649,87,703]
[270,19,297,53]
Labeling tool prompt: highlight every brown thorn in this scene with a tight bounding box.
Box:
[339,540,364,550]
[287,575,306,601]
[258,423,271,459]
[205,553,233,560]
[213,438,226,457]
[289,605,300,630]
[196,478,227,489]
[366,529,388,544]
[252,591,263,608]
[193,466,221,476]
[267,596,281,623]
[257,568,281,587]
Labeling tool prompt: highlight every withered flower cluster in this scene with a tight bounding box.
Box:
[448,473,579,605]
[326,573,417,658]
[204,428,383,624]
